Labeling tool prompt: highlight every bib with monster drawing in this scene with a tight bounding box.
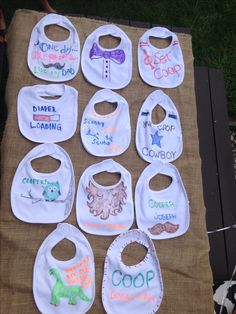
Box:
[10,143,75,223]
[33,223,95,314]
[76,159,134,236]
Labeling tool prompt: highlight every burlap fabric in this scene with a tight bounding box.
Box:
[0,9,213,313]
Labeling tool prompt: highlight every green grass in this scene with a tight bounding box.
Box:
[3,0,236,117]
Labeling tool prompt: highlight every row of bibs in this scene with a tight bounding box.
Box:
[33,224,163,314]
[17,85,182,162]
[17,85,132,156]
[11,145,189,239]
[33,223,95,314]
[80,89,131,157]
[27,13,184,88]
[136,90,183,163]
[76,159,134,236]
[17,84,78,143]
[11,143,75,223]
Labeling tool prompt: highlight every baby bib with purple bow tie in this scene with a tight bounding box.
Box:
[81,24,132,89]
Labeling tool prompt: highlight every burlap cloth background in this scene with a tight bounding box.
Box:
[0,9,213,314]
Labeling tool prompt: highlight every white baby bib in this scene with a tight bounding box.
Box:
[17,84,78,143]
[136,90,183,163]
[102,229,163,314]
[28,13,80,82]
[33,223,95,314]
[138,27,184,88]
[80,89,131,157]
[76,159,134,236]
[81,24,132,89]
[11,143,75,223]
[135,161,190,240]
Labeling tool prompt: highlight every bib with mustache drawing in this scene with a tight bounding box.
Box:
[17,84,78,143]
[11,143,75,223]
[33,223,95,314]
[80,89,131,157]
[135,160,190,240]
[138,27,184,88]
[28,13,80,82]
[81,24,132,89]
[76,159,134,236]
[136,90,183,163]
[102,229,163,314]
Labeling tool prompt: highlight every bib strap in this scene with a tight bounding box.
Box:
[142,26,176,40]
[89,159,126,176]
[146,90,179,114]
[26,143,65,164]
[107,229,156,260]
[32,84,67,97]
[90,89,123,106]
[93,24,129,40]
[38,13,76,41]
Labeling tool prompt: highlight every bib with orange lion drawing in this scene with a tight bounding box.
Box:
[76,159,134,236]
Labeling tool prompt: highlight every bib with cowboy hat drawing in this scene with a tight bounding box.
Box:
[138,27,184,88]
[28,13,80,82]
[135,160,190,240]
[17,84,78,143]
[102,229,163,314]
[76,159,134,236]
[11,143,75,223]
[80,89,131,157]
[33,223,95,314]
[136,90,183,163]
[81,24,132,89]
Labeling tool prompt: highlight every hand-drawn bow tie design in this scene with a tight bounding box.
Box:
[89,43,125,64]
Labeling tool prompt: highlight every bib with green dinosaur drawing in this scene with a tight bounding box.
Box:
[33,223,95,314]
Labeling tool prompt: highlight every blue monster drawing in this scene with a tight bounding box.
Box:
[43,181,61,202]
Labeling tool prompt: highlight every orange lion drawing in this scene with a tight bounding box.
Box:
[86,180,127,220]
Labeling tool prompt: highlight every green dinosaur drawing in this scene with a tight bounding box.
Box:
[49,268,91,306]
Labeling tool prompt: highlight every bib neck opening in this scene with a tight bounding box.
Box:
[44,24,71,42]
[98,35,121,50]
[149,173,173,193]
[151,104,166,126]
[48,237,80,266]
[91,171,122,190]
[51,238,76,262]
[121,241,148,267]
[34,85,67,103]
[29,155,62,177]
[94,101,118,117]
[149,35,173,50]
